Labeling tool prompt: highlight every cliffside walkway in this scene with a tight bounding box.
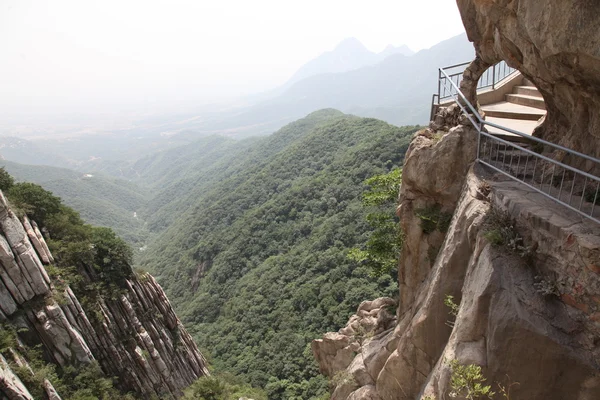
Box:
[431,60,600,224]
[482,78,546,140]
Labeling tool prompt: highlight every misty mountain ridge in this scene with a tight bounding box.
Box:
[181,33,471,138]
[0,34,470,173]
[284,37,414,87]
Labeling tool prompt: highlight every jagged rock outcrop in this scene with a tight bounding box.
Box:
[312,298,397,400]
[0,191,209,398]
[314,113,600,398]
[0,353,34,400]
[456,0,600,165]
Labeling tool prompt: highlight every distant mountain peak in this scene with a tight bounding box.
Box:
[334,37,369,52]
[377,44,415,60]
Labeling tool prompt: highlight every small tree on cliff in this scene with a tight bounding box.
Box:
[0,167,14,192]
[348,168,403,277]
[8,182,62,226]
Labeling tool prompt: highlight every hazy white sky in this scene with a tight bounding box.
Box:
[0,0,465,120]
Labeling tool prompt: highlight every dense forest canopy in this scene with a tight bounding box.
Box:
[136,111,417,399]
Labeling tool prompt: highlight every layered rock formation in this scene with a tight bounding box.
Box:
[456,0,600,165]
[314,112,600,398]
[0,191,208,399]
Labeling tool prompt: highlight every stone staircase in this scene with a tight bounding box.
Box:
[481,78,546,141]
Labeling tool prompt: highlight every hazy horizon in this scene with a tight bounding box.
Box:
[0,0,465,124]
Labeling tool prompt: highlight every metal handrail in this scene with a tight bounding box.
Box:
[438,68,599,168]
[435,60,517,104]
[437,64,600,224]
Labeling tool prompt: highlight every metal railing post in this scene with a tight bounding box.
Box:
[492,63,497,90]
[437,69,442,100]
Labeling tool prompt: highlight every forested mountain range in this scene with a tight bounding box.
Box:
[0,109,418,398]
[134,110,417,398]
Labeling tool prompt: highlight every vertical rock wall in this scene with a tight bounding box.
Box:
[313,119,600,399]
[0,191,209,399]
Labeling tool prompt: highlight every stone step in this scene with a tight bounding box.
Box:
[483,116,540,140]
[481,102,546,121]
[514,86,542,98]
[506,93,546,110]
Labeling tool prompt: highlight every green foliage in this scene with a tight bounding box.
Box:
[0,324,18,352]
[90,227,133,288]
[137,113,418,399]
[0,167,14,191]
[362,168,402,207]
[348,168,403,277]
[330,370,355,388]
[444,295,459,317]
[0,325,62,399]
[448,359,495,400]
[183,376,227,400]
[1,160,150,246]
[415,204,452,235]
[8,182,62,225]
[182,374,267,400]
[2,180,134,298]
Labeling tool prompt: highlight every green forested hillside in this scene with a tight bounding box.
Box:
[138,110,347,232]
[137,111,417,399]
[0,161,149,245]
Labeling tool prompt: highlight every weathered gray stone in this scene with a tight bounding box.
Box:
[0,279,17,316]
[22,216,52,265]
[0,354,34,400]
[347,385,381,400]
[30,220,54,263]
[0,234,35,303]
[43,379,62,400]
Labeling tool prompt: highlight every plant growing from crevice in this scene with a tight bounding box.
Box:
[483,206,532,258]
[496,375,520,400]
[448,359,494,400]
[415,204,453,235]
[533,276,561,297]
[330,370,356,388]
[444,295,459,328]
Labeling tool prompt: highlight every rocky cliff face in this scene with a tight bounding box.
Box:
[313,2,600,398]
[456,0,600,165]
[0,192,208,399]
[313,113,600,398]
